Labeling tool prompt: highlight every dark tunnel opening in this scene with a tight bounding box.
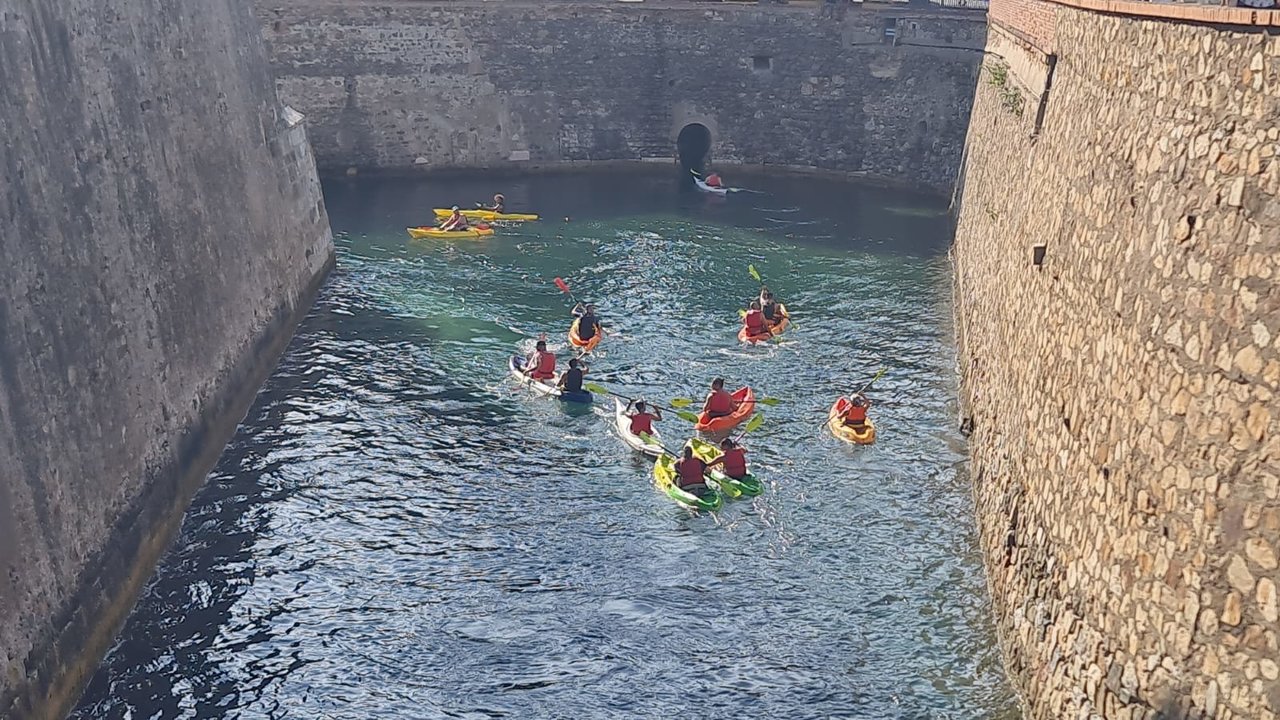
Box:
[676,123,711,178]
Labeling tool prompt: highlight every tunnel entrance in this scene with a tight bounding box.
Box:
[676,123,711,176]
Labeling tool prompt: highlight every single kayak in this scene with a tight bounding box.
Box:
[653,453,723,511]
[687,438,763,498]
[407,226,495,240]
[828,397,877,444]
[568,320,602,353]
[694,386,755,433]
[508,355,592,404]
[694,177,729,196]
[614,398,663,458]
[432,208,539,222]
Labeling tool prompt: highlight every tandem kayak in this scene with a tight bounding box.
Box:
[738,325,773,344]
[508,355,593,404]
[737,304,790,344]
[568,320,602,353]
[653,453,723,511]
[694,387,755,432]
[687,438,763,498]
[828,397,876,444]
[432,208,539,222]
[407,226,495,240]
[768,304,790,335]
[614,398,663,458]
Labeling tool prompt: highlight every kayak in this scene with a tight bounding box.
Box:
[568,320,602,353]
[407,226,495,240]
[508,355,593,404]
[738,325,773,344]
[736,304,790,344]
[614,398,663,458]
[694,387,755,432]
[653,453,723,511]
[687,438,763,498]
[432,208,539,222]
[694,177,729,196]
[828,397,876,444]
[768,304,791,335]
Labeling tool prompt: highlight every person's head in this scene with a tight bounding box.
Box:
[494,193,504,202]
[451,205,460,213]
[761,290,774,302]
[535,340,547,351]
[720,438,735,450]
[682,446,695,460]
[585,304,596,314]
[750,300,761,310]
[568,358,581,369]
[760,285,771,297]
[711,377,725,390]
[635,401,647,413]
[852,394,867,406]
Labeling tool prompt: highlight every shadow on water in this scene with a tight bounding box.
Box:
[72,173,1019,720]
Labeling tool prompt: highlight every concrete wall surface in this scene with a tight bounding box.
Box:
[259,0,986,191]
[954,3,1280,718]
[0,0,333,716]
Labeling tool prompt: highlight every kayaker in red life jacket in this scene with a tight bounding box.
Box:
[743,301,769,337]
[705,172,723,188]
[674,446,709,490]
[843,393,871,427]
[440,206,469,231]
[524,340,556,380]
[702,377,736,419]
[706,438,748,479]
[626,400,663,436]
[557,357,586,393]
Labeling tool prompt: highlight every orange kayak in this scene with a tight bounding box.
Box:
[738,325,772,344]
[568,320,602,352]
[828,397,876,445]
[694,387,755,432]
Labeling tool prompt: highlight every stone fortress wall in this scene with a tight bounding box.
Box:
[0,0,333,717]
[258,0,987,192]
[952,0,1280,716]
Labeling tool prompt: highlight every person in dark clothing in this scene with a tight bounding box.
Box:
[558,357,587,393]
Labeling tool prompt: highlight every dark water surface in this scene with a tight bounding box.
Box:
[73,173,1018,719]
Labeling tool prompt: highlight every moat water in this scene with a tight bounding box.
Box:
[73,172,1019,719]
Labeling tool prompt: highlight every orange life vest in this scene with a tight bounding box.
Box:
[707,390,733,414]
[845,403,867,423]
[744,309,767,334]
[630,413,654,436]
[531,351,556,379]
[677,458,706,487]
[720,448,747,478]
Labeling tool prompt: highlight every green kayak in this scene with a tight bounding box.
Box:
[653,453,723,512]
[688,438,764,498]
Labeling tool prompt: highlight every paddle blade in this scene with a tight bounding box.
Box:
[554,277,571,294]
[738,309,747,318]
[742,413,765,434]
[674,410,701,423]
[668,397,695,408]
[748,264,762,282]
[584,382,610,396]
[757,396,782,407]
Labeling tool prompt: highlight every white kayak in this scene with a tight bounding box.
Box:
[508,355,592,404]
[613,398,664,458]
[694,177,729,196]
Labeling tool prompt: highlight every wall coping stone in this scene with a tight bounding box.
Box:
[1042,0,1280,26]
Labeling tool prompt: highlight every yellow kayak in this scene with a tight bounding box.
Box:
[432,209,539,222]
[828,398,876,445]
[406,226,495,240]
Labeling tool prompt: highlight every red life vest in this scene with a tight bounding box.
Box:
[706,174,722,187]
[744,309,767,334]
[531,351,556,379]
[707,389,733,414]
[846,403,867,423]
[677,458,705,487]
[720,448,747,478]
[630,413,653,436]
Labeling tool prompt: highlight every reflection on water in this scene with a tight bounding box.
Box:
[73,174,1018,719]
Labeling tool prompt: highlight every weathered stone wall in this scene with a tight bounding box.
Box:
[258,0,985,191]
[954,4,1280,719]
[0,0,333,717]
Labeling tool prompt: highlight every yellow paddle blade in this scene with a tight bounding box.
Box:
[669,397,695,408]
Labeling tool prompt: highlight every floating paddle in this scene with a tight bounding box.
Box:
[584,382,700,423]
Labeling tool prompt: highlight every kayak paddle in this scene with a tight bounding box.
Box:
[748,263,763,284]
[732,413,765,443]
[584,382,700,423]
[669,394,781,408]
[554,277,577,305]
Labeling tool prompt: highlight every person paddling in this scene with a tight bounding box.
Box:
[704,171,724,188]
[440,205,469,232]
[572,303,601,342]
[743,300,769,338]
[674,446,710,493]
[484,193,505,213]
[759,287,783,325]
[841,393,871,428]
[558,357,586,393]
[626,399,663,437]
[702,377,736,419]
[706,438,749,480]
[524,340,556,381]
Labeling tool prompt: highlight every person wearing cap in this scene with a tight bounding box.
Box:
[484,193,506,213]
[440,205,469,232]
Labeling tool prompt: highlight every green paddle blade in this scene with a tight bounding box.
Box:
[673,410,701,423]
[748,264,762,282]
[757,396,782,407]
[738,309,747,318]
[584,382,611,396]
[741,413,765,434]
[669,397,695,408]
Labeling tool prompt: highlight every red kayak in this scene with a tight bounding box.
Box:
[694,387,756,432]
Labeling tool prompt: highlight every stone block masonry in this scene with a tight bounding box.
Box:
[953,2,1280,718]
[259,0,986,192]
[0,0,333,717]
